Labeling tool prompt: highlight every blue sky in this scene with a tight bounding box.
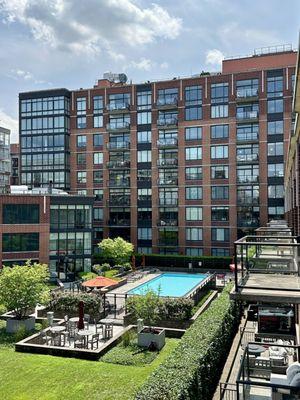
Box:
[0,0,299,142]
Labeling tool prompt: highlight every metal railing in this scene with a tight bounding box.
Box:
[159,198,178,206]
[107,142,130,150]
[157,138,178,147]
[157,117,178,127]
[108,197,130,206]
[219,383,237,400]
[107,160,130,169]
[157,158,178,167]
[157,219,178,226]
[157,178,178,186]
[236,111,258,120]
[108,178,130,187]
[107,218,130,226]
[106,102,130,112]
[236,154,259,162]
[156,96,178,107]
[106,121,130,131]
[236,88,258,99]
[237,176,259,184]
[236,133,259,142]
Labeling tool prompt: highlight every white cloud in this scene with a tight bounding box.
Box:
[8,69,50,85]
[0,109,18,143]
[129,58,153,71]
[205,49,224,66]
[0,0,182,57]
[160,62,169,70]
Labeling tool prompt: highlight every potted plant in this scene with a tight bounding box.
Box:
[127,290,165,350]
[0,261,50,333]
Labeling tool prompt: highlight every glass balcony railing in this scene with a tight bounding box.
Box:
[156,96,178,107]
[236,88,258,99]
[236,154,259,162]
[108,218,130,226]
[107,142,130,150]
[236,111,259,120]
[237,132,259,142]
[237,176,259,184]
[157,219,178,226]
[106,121,130,131]
[107,102,130,112]
[157,178,178,186]
[108,178,130,187]
[107,160,130,169]
[159,198,178,206]
[237,197,259,205]
[108,197,130,206]
[157,138,178,148]
[157,158,178,167]
[157,117,178,127]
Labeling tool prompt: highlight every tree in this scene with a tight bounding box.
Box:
[98,237,134,266]
[0,261,50,319]
[126,290,163,330]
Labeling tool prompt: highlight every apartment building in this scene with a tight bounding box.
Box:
[0,126,11,193]
[10,143,20,185]
[18,45,297,256]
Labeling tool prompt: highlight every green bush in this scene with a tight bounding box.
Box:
[140,254,231,269]
[77,272,97,281]
[50,292,102,317]
[135,283,240,400]
[14,325,27,342]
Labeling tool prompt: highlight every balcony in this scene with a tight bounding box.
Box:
[159,198,178,206]
[106,102,130,114]
[157,219,178,226]
[157,117,178,128]
[236,88,259,102]
[237,197,259,206]
[107,142,130,151]
[237,218,260,227]
[236,110,259,122]
[107,218,130,226]
[158,239,178,247]
[157,158,178,167]
[107,160,130,169]
[108,178,130,187]
[156,96,178,110]
[108,197,130,207]
[236,154,259,163]
[237,176,259,184]
[236,132,259,142]
[157,138,178,148]
[157,178,178,186]
[106,121,130,132]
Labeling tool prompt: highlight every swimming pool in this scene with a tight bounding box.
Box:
[127,272,209,297]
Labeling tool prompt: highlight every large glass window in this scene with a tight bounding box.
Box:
[185,166,202,180]
[268,163,284,177]
[211,228,229,242]
[185,187,202,200]
[186,227,202,241]
[137,90,152,110]
[3,204,39,224]
[211,248,230,256]
[268,120,283,135]
[211,165,229,179]
[3,233,39,252]
[186,248,203,256]
[93,134,103,146]
[268,185,284,198]
[267,142,283,156]
[211,145,228,159]
[93,170,103,184]
[236,79,259,98]
[137,150,151,163]
[211,206,229,221]
[237,124,259,141]
[211,105,228,118]
[93,152,103,165]
[211,124,229,139]
[93,115,103,128]
[267,75,283,98]
[77,153,86,165]
[77,135,86,147]
[211,186,229,200]
[77,171,86,183]
[93,96,103,113]
[185,85,202,120]
[267,99,283,113]
[211,83,228,103]
[137,131,151,143]
[77,116,86,129]
[185,147,202,160]
[137,112,152,125]
[76,97,86,115]
[138,228,152,240]
[186,207,202,221]
[185,127,202,141]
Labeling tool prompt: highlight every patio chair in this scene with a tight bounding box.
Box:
[40,330,52,346]
[68,322,77,338]
[88,333,100,350]
[74,334,85,349]
[64,315,69,323]
[104,324,113,340]
[61,330,70,347]
[84,314,90,329]
[51,333,62,347]
[94,319,103,335]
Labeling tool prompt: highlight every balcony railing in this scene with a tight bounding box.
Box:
[159,198,178,206]
[107,142,130,151]
[108,197,130,206]
[157,178,178,186]
[107,218,130,226]
[156,96,178,108]
[157,219,178,226]
[157,158,178,167]
[236,88,258,99]
[157,138,178,148]
[237,197,259,206]
[236,111,259,121]
[106,121,130,132]
[157,117,178,127]
[236,154,259,162]
[106,102,130,112]
[237,176,259,184]
[108,178,130,187]
[237,218,260,227]
[236,132,259,142]
[158,239,178,246]
[107,160,130,169]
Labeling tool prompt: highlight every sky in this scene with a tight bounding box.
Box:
[0,0,299,143]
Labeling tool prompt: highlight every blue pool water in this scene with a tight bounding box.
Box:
[128,273,209,297]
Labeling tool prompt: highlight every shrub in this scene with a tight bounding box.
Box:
[126,291,163,329]
[122,329,136,347]
[100,263,111,272]
[14,325,27,342]
[78,272,97,281]
[50,292,102,317]
[98,237,134,265]
[135,283,240,400]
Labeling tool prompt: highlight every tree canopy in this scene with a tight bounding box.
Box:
[98,237,134,266]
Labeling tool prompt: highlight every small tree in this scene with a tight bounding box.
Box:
[126,290,163,331]
[98,237,134,266]
[0,261,50,319]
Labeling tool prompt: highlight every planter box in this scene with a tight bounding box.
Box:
[138,328,165,350]
[6,316,35,333]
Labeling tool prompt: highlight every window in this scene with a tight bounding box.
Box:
[94,189,103,200]
[211,248,230,256]
[186,207,202,221]
[186,166,202,180]
[77,153,86,165]
[157,88,178,105]
[3,204,39,224]
[268,120,283,135]
[211,206,229,221]
[137,246,152,254]
[77,116,86,129]
[211,124,229,139]
[93,208,103,221]
[137,150,151,163]
[93,95,103,113]
[76,97,86,115]
[77,171,86,183]
[137,112,151,125]
[186,248,203,256]
[211,105,228,118]
[236,144,259,162]
[77,135,86,147]
[77,190,87,196]
[138,228,152,240]
[267,99,283,114]
[237,124,259,141]
[185,127,202,141]
[211,165,229,179]
[237,165,259,183]
[211,145,228,159]
[185,85,202,106]
[268,185,284,198]
[211,186,229,200]
[267,142,283,156]
[185,147,202,160]
[267,75,283,98]
[185,107,202,120]
[3,233,39,252]
[186,227,203,241]
[138,188,152,201]
[93,152,103,165]
[93,170,103,184]
[137,131,151,143]
[211,83,228,103]
[236,79,259,98]
[137,90,152,110]
[93,134,103,146]
[268,206,284,218]
[137,169,151,182]
[212,228,229,242]
[185,187,202,200]
[268,163,284,177]
[93,115,103,128]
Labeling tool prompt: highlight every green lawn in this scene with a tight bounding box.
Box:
[0,321,178,400]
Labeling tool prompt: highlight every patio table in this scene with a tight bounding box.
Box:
[69,317,79,322]
[77,329,93,348]
[49,326,66,333]
[248,344,266,356]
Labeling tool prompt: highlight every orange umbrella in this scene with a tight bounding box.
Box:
[82,276,118,288]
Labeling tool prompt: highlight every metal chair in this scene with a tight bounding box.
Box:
[84,314,90,329]
[88,333,100,350]
[94,319,104,335]
[40,330,52,345]
[74,334,85,349]
[104,324,113,340]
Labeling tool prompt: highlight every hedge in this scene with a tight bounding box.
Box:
[135,283,240,400]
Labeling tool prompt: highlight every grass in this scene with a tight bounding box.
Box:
[191,289,214,315]
[0,321,178,400]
